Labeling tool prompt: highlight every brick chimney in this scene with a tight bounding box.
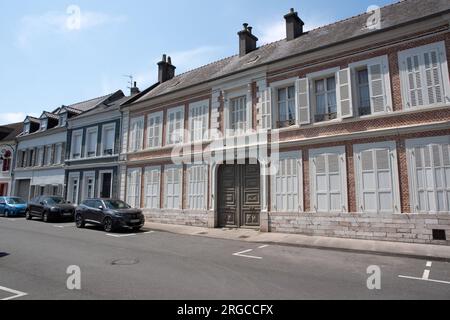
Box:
[284,8,304,41]
[238,23,258,57]
[130,81,140,95]
[157,54,176,83]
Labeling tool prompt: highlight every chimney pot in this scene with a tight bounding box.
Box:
[284,8,305,41]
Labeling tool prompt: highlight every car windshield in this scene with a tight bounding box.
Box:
[104,200,131,210]
[6,198,26,205]
[45,197,66,205]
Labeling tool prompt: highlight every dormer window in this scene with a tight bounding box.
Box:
[59,114,67,127]
[40,119,48,131]
[23,122,30,134]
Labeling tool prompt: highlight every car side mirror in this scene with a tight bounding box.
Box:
[40,202,45,205]
[98,206,104,210]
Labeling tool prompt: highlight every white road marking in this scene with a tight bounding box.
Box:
[233,249,263,260]
[422,269,431,280]
[426,261,433,268]
[258,245,269,249]
[398,275,450,285]
[53,225,65,229]
[144,231,155,234]
[0,286,28,301]
[106,233,137,238]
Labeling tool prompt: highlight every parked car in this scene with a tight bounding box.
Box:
[26,196,76,222]
[0,197,27,217]
[75,199,145,232]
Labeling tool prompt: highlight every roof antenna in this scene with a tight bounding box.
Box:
[123,74,135,95]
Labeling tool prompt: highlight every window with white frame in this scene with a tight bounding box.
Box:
[399,41,450,109]
[230,96,247,133]
[144,166,161,209]
[44,145,53,166]
[272,152,302,212]
[71,130,83,159]
[354,142,400,214]
[54,144,62,165]
[187,165,207,210]
[147,112,163,149]
[166,106,184,145]
[102,123,115,156]
[276,86,296,128]
[164,165,182,209]
[85,127,98,158]
[349,55,392,116]
[407,136,450,213]
[310,147,347,213]
[82,172,95,201]
[127,168,141,208]
[36,147,44,167]
[24,122,30,134]
[189,101,209,143]
[129,117,144,152]
[314,76,337,123]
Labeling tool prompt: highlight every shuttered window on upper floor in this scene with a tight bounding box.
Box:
[399,41,450,109]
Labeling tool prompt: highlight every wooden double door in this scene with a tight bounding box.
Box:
[218,164,261,228]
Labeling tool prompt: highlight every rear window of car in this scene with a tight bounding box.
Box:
[45,197,66,205]
[6,198,26,204]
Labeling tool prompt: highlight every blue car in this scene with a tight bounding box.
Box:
[0,197,27,217]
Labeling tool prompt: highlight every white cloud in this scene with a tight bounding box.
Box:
[258,17,334,45]
[16,8,127,48]
[0,112,32,125]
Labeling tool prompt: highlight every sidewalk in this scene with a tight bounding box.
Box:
[144,222,450,261]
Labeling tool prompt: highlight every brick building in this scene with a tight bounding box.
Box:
[120,0,450,244]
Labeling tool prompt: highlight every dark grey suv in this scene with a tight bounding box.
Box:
[75,199,145,232]
[26,196,75,222]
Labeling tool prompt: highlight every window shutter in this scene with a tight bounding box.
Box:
[61,143,66,162]
[405,55,424,107]
[368,63,387,113]
[423,50,443,105]
[258,87,272,130]
[296,78,310,125]
[338,68,353,118]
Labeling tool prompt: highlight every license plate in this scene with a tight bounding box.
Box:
[130,219,140,223]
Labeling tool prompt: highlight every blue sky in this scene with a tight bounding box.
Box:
[0,0,396,125]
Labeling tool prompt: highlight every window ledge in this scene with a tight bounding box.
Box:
[66,155,118,162]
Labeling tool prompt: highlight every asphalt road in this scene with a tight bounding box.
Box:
[0,216,450,300]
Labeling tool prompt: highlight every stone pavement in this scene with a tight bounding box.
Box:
[145,222,450,261]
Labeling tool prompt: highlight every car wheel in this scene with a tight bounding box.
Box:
[25,210,32,220]
[103,217,114,233]
[43,212,50,223]
[75,214,85,228]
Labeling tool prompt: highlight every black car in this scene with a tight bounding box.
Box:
[26,196,76,222]
[75,199,145,232]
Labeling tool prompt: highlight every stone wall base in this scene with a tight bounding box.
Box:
[269,212,450,245]
[143,209,208,228]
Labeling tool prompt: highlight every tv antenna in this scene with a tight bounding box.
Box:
[123,75,134,90]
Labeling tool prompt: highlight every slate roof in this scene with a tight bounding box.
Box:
[40,111,59,120]
[76,93,130,118]
[135,0,450,104]
[0,123,23,142]
[55,92,119,114]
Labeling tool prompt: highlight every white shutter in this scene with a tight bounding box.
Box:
[296,78,310,125]
[423,50,443,105]
[188,165,207,210]
[148,113,162,148]
[272,153,301,212]
[406,55,424,108]
[311,148,346,213]
[165,166,182,209]
[338,68,353,118]
[258,87,272,130]
[368,63,387,113]
[145,167,160,209]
